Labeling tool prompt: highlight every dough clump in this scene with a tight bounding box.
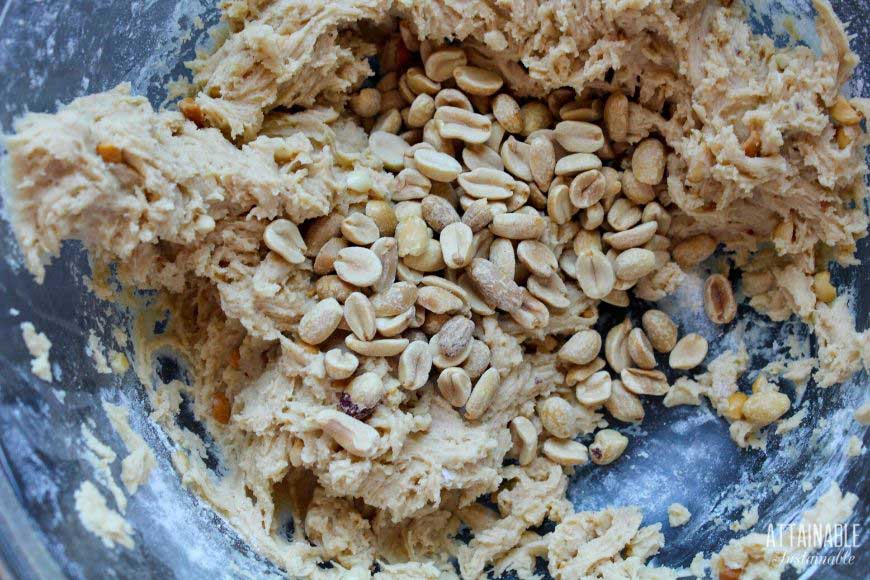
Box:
[5,0,866,577]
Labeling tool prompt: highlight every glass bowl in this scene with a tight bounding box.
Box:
[0,0,866,577]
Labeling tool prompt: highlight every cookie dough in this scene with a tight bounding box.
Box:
[668,503,692,528]
[103,402,157,495]
[5,0,867,577]
[74,481,135,550]
[20,322,52,382]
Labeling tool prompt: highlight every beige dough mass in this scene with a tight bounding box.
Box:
[4,0,867,578]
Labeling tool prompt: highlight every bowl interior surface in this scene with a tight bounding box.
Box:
[0,0,867,578]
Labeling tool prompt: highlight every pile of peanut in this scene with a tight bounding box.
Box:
[230,32,794,464]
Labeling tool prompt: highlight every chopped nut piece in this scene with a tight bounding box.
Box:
[370,130,410,171]
[468,258,524,312]
[349,88,382,118]
[604,318,633,374]
[631,138,666,185]
[641,310,678,353]
[669,334,708,370]
[603,92,629,142]
[830,95,862,125]
[424,47,467,82]
[620,368,669,396]
[461,198,494,232]
[672,234,717,269]
[264,219,307,264]
[575,249,615,299]
[438,367,473,407]
[835,126,853,150]
[516,240,558,278]
[299,298,343,345]
[398,341,432,390]
[538,396,575,438]
[345,335,409,357]
[704,274,737,324]
[554,152,602,176]
[178,97,205,126]
[96,142,124,163]
[742,391,790,426]
[414,148,463,182]
[510,416,538,466]
[569,169,606,209]
[396,216,429,257]
[317,410,379,458]
[813,271,837,303]
[558,329,602,366]
[614,248,656,281]
[341,213,380,246]
[438,316,475,358]
[722,391,748,421]
[334,247,383,287]
[465,367,500,420]
[347,372,384,409]
[575,371,612,406]
[434,106,492,144]
[605,380,645,423]
[554,120,605,153]
[500,136,532,181]
[589,429,628,465]
[543,439,589,466]
[490,212,546,240]
[212,392,231,424]
[742,130,761,157]
[417,285,464,314]
[403,238,446,272]
[344,292,377,341]
[453,65,503,96]
[440,222,474,268]
[458,167,516,200]
[324,349,359,380]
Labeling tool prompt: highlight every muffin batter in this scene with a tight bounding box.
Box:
[4,0,867,577]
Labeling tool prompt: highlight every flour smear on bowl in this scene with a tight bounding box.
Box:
[3,0,869,578]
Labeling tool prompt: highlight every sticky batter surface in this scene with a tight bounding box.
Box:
[5,0,867,578]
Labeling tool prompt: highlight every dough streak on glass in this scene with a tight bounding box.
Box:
[4,0,866,577]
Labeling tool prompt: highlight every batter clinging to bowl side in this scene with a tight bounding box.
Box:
[4,0,868,577]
